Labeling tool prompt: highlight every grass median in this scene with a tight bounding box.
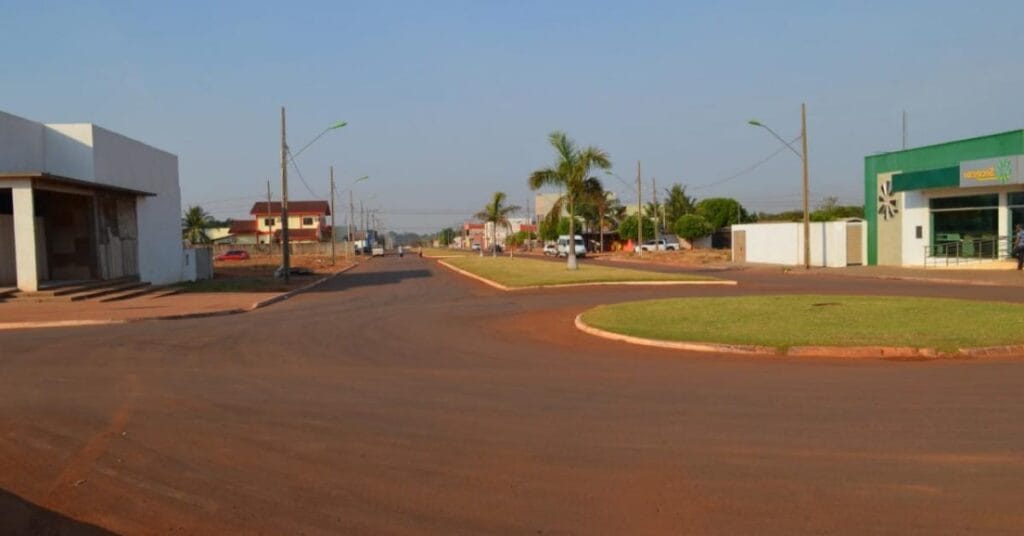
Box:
[442,255,716,288]
[580,295,1024,352]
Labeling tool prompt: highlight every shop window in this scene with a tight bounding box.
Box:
[1008,192,1024,206]
[929,194,998,210]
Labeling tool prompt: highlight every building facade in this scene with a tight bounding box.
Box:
[0,110,183,291]
[865,130,1024,266]
[248,201,330,244]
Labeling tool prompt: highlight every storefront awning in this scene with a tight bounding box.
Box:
[890,166,959,193]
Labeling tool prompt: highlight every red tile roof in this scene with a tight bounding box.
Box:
[250,201,330,216]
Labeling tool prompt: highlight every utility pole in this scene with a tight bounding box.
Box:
[652,176,659,248]
[266,180,272,251]
[636,160,643,257]
[801,102,811,270]
[902,110,908,150]
[348,189,354,259]
[280,106,291,282]
[329,165,336,265]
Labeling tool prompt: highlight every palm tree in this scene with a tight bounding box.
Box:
[182,205,212,244]
[474,192,520,257]
[528,131,612,269]
[663,183,696,226]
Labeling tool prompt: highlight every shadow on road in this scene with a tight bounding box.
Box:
[315,268,433,292]
[0,488,116,535]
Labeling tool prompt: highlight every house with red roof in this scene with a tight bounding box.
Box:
[241,200,331,244]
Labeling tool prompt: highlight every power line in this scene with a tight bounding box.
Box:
[286,148,323,200]
[690,136,801,191]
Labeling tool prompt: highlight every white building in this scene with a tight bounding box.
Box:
[0,110,184,291]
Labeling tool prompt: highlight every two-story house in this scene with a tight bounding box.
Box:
[248,200,331,244]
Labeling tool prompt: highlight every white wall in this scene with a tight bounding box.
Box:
[901,190,929,267]
[733,221,857,268]
[0,112,45,172]
[91,126,182,284]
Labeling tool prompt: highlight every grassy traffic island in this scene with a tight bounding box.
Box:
[440,255,726,289]
[579,295,1024,356]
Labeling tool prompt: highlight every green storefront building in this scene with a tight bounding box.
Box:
[865,129,1024,266]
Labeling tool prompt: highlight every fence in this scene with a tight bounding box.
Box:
[211,241,353,256]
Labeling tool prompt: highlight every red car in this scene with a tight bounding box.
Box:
[215,250,251,261]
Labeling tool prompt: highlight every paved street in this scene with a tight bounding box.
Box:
[2,255,1024,535]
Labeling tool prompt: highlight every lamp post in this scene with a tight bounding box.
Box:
[279,109,346,282]
[604,167,643,256]
[346,175,369,260]
[749,103,810,269]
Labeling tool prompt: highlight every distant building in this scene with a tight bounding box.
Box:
[248,200,330,244]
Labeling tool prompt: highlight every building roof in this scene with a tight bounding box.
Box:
[250,200,330,216]
[228,220,259,234]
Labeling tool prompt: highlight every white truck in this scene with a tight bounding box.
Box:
[556,235,586,258]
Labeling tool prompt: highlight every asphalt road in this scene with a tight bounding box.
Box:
[2,255,1024,535]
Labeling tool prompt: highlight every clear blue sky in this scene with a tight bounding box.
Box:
[4,0,1024,232]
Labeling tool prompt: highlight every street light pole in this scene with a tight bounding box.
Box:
[280,107,291,282]
[330,165,336,266]
[637,160,643,257]
[749,105,811,269]
[800,103,810,271]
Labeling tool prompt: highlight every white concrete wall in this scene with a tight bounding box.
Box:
[0,112,45,172]
[44,124,96,180]
[90,126,182,284]
[733,221,855,268]
[901,190,929,267]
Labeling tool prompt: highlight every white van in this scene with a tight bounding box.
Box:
[556,235,586,258]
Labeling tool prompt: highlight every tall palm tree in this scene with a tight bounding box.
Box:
[663,183,696,226]
[528,131,612,270]
[182,205,212,245]
[474,192,520,257]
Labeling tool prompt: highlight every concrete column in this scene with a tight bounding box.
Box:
[11,181,38,291]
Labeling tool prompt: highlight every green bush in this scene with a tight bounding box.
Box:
[673,214,713,243]
[617,214,655,243]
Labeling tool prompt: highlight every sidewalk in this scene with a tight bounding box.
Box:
[0,261,358,329]
[783,263,1024,287]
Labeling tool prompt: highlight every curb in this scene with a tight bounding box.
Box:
[784,270,1019,288]
[573,314,1024,359]
[0,263,361,331]
[436,260,737,291]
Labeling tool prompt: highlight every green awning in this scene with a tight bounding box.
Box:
[890,166,959,192]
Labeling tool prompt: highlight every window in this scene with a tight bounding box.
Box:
[302,217,314,226]
[929,194,998,258]
[263,218,275,226]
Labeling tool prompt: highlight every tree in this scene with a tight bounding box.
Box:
[617,214,655,246]
[437,227,456,246]
[695,197,747,230]
[673,214,713,245]
[811,197,864,221]
[663,184,696,224]
[474,192,520,257]
[585,179,619,252]
[182,205,212,244]
[528,131,612,270]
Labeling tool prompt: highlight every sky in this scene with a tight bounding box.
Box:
[3,0,1024,232]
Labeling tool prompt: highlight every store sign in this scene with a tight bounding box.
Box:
[960,156,1024,188]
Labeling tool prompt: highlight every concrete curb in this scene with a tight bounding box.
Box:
[784,270,1019,288]
[0,263,361,331]
[436,260,737,291]
[573,314,1024,359]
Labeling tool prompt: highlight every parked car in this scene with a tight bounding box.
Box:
[556,235,586,258]
[542,243,558,256]
[215,250,250,261]
[639,238,680,252]
[471,243,482,252]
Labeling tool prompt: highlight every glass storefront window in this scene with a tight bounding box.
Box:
[930,194,998,258]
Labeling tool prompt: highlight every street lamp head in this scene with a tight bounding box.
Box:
[330,121,348,130]
[748,119,764,127]
[355,175,369,183]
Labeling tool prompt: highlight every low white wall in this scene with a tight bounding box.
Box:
[734,221,858,268]
[901,190,928,267]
